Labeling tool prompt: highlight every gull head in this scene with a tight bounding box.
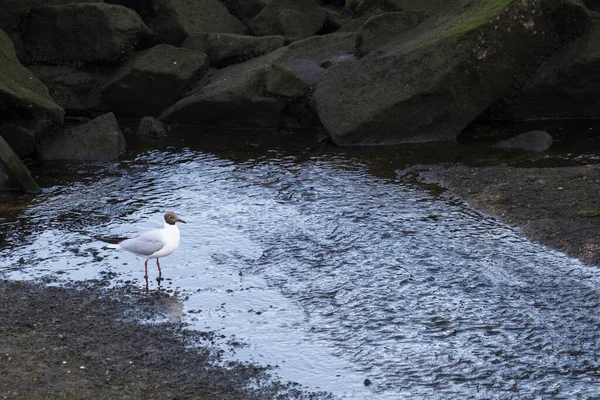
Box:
[164,211,186,225]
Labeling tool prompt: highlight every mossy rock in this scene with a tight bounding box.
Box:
[182,33,285,67]
[0,28,64,156]
[313,0,591,145]
[102,44,208,117]
[160,32,358,128]
[576,210,600,218]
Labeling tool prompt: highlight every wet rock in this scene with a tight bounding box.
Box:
[29,65,110,115]
[107,0,246,45]
[496,130,553,153]
[102,44,208,117]
[159,32,357,129]
[484,17,600,121]
[249,0,328,41]
[38,113,126,161]
[313,0,591,145]
[20,3,150,65]
[358,11,429,54]
[0,29,64,158]
[136,117,167,138]
[182,33,285,67]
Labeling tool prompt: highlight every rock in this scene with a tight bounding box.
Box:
[102,44,208,117]
[385,0,455,15]
[484,17,600,120]
[0,124,37,157]
[21,3,150,65]
[249,0,328,41]
[38,113,126,161]
[159,56,284,129]
[353,0,402,16]
[266,33,358,97]
[359,11,429,54]
[136,117,167,138]
[338,9,388,32]
[0,0,100,30]
[0,28,64,157]
[583,0,600,11]
[221,0,268,23]
[29,65,110,115]
[182,33,285,67]
[107,0,246,45]
[313,0,591,146]
[0,136,40,194]
[496,130,553,152]
[159,33,357,128]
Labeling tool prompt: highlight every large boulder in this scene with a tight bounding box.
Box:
[265,33,357,97]
[159,33,358,129]
[21,3,150,65]
[182,33,285,67]
[0,29,64,157]
[106,0,246,45]
[358,11,429,54]
[158,56,283,129]
[102,44,208,117]
[38,113,126,161]
[221,0,268,23]
[28,65,111,115]
[313,0,591,146]
[0,0,101,30]
[484,17,600,120]
[249,0,328,41]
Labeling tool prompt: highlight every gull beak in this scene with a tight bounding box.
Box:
[177,217,187,224]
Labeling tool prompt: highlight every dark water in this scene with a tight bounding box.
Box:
[2,128,600,399]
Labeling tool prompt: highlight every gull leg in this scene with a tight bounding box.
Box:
[156,258,162,286]
[144,259,149,293]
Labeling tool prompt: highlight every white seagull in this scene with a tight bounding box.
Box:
[107,211,186,292]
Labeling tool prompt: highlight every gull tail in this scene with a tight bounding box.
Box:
[94,235,126,249]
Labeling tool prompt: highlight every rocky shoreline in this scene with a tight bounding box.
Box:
[0,280,327,399]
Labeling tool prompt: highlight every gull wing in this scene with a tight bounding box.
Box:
[119,229,165,257]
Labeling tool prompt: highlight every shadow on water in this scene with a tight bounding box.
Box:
[2,121,600,399]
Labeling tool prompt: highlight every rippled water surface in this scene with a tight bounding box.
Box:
[2,134,600,399]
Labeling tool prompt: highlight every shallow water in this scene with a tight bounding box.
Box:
[2,131,600,399]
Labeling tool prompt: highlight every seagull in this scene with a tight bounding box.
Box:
[107,211,186,292]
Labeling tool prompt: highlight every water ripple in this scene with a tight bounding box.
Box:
[2,149,600,399]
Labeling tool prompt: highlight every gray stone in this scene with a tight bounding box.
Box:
[359,11,429,54]
[107,0,246,45]
[102,44,208,117]
[0,28,64,157]
[38,113,126,161]
[21,3,150,65]
[221,0,268,22]
[182,33,285,67]
[249,0,328,41]
[496,130,553,152]
[29,65,110,115]
[159,33,357,128]
[136,117,167,138]
[485,18,600,120]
